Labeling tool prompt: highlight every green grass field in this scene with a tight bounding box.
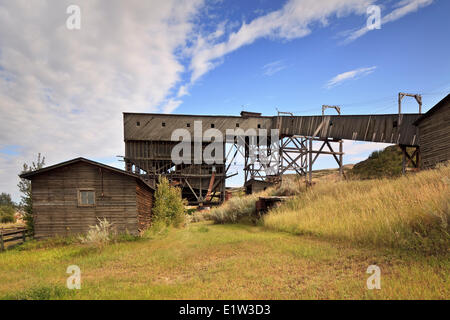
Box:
[1,165,449,300]
[0,221,448,300]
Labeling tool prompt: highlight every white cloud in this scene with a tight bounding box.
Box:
[344,140,391,155]
[177,85,189,98]
[325,66,377,88]
[0,0,432,201]
[0,0,203,200]
[162,99,183,114]
[343,0,433,43]
[342,140,393,164]
[262,60,287,76]
[188,0,374,83]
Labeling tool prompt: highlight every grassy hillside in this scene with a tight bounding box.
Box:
[264,164,450,255]
[350,145,411,179]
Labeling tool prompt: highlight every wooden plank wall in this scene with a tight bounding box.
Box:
[124,113,421,146]
[281,114,421,146]
[136,181,153,231]
[418,103,450,168]
[31,162,140,238]
[124,113,273,142]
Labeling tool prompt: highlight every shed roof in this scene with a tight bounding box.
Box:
[414,93,450,125]
[19,157,155,191]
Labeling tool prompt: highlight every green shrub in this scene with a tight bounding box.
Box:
[153,177,186,227]
[0,205,15,223]
[350,145,416,179]
[2,284,73,300]
[186,208,197,215]
[18,154,46,233]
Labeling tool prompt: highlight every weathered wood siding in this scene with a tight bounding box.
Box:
[136,181,153,231]
[124,113,421,146]
[417,102,450,168]
[31,162,140,238]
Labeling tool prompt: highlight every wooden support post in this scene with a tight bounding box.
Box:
[22,230,26,243]
[221,143,226,203]
[0,231,4,252]
[401,145,407,175]
[339,140,343,178]
[416,147,421,170]
[199,165,203,206]
[308,138,313,185]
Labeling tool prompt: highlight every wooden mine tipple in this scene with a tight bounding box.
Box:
[123,94,449,203]
[123,112,275,205]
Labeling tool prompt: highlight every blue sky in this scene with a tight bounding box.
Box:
[176,0,449,117]
[0,0,449,201]
[169,0,450,185]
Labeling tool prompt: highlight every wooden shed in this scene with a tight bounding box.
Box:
[414,94,450,169]
[244,179,274,195]
[20,158,154,239]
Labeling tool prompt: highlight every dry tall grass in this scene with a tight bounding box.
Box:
[78,218,115,248]
[209,177,305,224]
[208,192,264,223]
[264,165,450,254]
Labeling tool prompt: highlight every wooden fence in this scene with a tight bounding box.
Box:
[0,228,31,251]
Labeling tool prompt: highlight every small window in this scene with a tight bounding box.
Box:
[393,120,398,128]
[78,190,95,206]
[257,124,261,129]
[162,122,166,127]
[136,121,140,127]
[211,123,215,128]
[236,123,240,128]
[187,123,190,127]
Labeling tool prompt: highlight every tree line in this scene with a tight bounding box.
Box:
[0,154,45,231]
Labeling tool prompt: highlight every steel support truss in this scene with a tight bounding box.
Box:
[230,134,344,186]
